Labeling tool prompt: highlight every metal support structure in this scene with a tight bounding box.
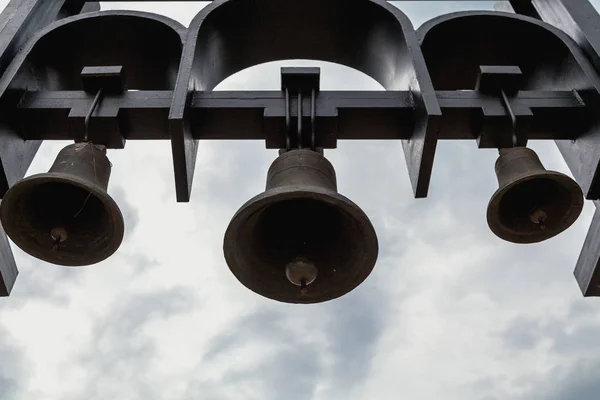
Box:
[15,85,586,145]
[0,0,600,298]
[494,0,600,300]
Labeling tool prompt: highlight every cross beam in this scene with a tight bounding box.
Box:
[17,88,585,146]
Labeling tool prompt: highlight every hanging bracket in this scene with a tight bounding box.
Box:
[473,65,530,149]
[280,67,321,153]
[70,65,127,148]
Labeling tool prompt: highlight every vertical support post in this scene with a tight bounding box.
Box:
[574,201,600,296]
[0,0,81,296]
[57,0,100,19]
[0,0,70,76]
[0,220,17,296]
[527,0,600,72]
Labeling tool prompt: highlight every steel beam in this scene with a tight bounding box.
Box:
[15,89,586,145]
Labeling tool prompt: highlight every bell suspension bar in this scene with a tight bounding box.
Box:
[13,66,589,151]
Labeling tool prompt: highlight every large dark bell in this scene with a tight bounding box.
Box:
[487,147,584,244]
[0,143,124,266]
[223,149,378,304]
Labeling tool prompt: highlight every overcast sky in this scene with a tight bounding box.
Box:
[0,1,600,399]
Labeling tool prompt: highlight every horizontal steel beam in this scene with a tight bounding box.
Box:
[16,89,586,148]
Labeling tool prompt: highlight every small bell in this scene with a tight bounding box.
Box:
[487,147,584,243]
[0,142,124,266]
[223,149,378,304]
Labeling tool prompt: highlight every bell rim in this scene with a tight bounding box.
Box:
[223,185,379,304]
[487,170,584,244]
[0,172,125,266]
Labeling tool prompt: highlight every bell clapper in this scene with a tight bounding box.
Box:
[300,279,308,296]
[50,227,68,251]
[285,257,318,295]
[530,207,548,231]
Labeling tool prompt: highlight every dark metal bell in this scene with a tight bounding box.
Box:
[223,149,379,304]
[487,147,584,244]
[0,143,124,266]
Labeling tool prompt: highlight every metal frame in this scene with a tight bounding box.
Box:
[494,0,600,296]
[1,0,600,298]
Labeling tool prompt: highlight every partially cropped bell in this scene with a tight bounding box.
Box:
[0,142,124,266]
[487,147,584,244]
[223,149,378,304]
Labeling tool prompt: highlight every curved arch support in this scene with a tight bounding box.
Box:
[418,11,600,199]
[169,0,441,202]
[1,10,185,94]
[0,10,185,296]
[419,11,600,297]
[0,10,185,193]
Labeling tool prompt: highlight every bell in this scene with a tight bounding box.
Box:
[0,142,124,266]
[223,149,378,304]
[487,147,584,244]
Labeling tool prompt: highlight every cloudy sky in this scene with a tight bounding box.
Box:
[1,1,600,399]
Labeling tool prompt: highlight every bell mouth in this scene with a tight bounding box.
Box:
[223,185,379,304]
[0,172,124,266]
[487,171,584,244]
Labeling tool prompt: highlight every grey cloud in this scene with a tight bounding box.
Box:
[0,326,28,400]
[118,252,162,275]
[109,185,140,238]
[318,288,388,389]
[0,249,84,308]
[390,1,495,28]
[567,300,598,321]
[496,303,600,400]
[459,376,509,400]
[72,287,196,400]
[544,359,600,400]
[3,263,72,307]
[500,303,600,356]
[500,315,545,350]
[186,307,323,400]
[190,286,390,400]
[190,142,272,209]
[521,358,600,400]
[552,324,600,356]
[0,376,18,400]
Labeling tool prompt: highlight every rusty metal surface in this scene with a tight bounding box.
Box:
[0,143,124,266]
[0,217,17,296]
[223,149,378,304]
[487,147,584,244]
